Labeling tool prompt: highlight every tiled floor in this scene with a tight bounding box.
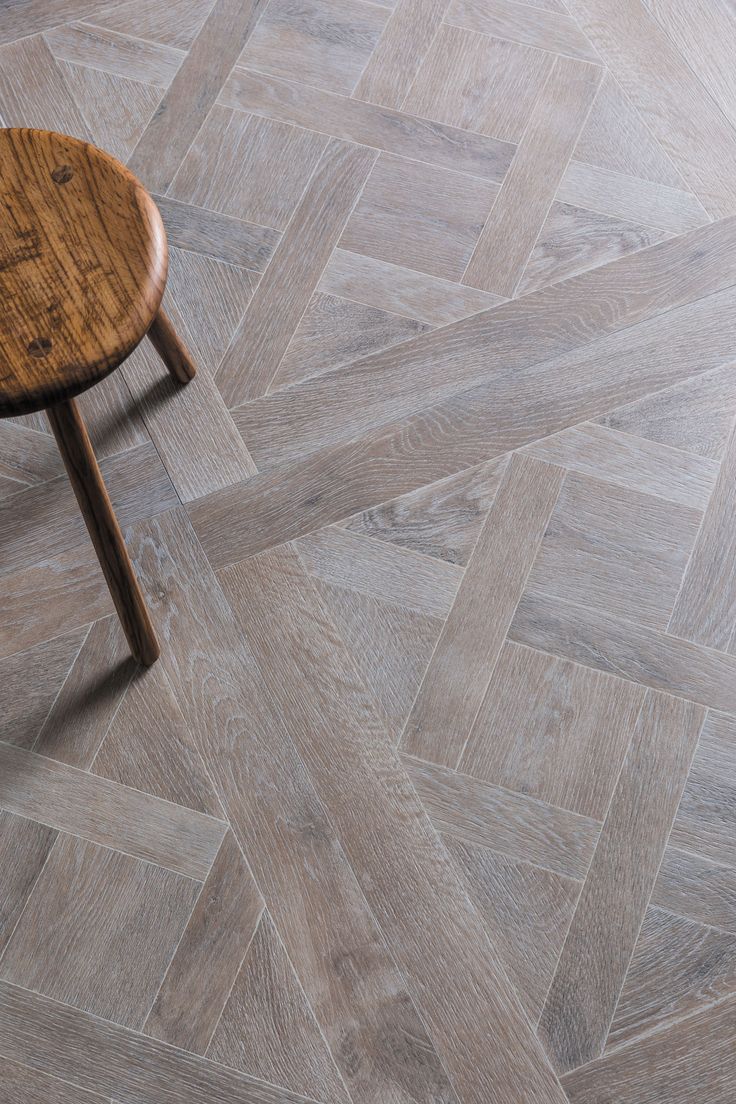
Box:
[2,1,736,1101]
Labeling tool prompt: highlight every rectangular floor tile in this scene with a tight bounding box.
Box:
[217,140,377,406]
[0,834,200,1029]
[0,742,225,880]
[445,0,598,61]
[219,65,515,182]
[145,830,263,1054]
[220,542,569,1104]
[353,0,451,109]
[0,811,57,958]
[463,55,602,295]
[538,690,704,1072]
[404,756,600,879]
[670,710,736,869]
[460,641,645,819]
[402,454,564,766]
[0,981,318,1104]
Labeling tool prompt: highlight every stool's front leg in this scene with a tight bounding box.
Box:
[47,397,160,666]
[147,307,197,383]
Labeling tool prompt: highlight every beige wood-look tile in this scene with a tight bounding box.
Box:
[597,361,736,461]
[526,472,702,631]
[668,422,736,650]
[539,690,704,1072]
[295,526,462,618]
[653,847,736,934]
[510,592,736,715]
[0,541,113,661]
[128,510,457,1104]
[445,0,598,60]
[646,0,736,131]
[240,0,389,96]
[341,152,498,282]
[0,442,178,577]
[354,0,451,109]
[217,140,378,406]
[90,0,215,51]
[92,662,222,816]
[0,422,62,488]
[403,755,600,880]
[58,62,161,162]
[0,834,201,1029]
[0,1057,109,1104]
[403,455,563,766]
[342,456,508,565]
[191,274,736,567]
[559,160,709,234]
[0,33,92,138]
[170,106,327,230]
[607,906,736,1050]
[563,991,736,1103]
[460,641,645,819]
[127,0,265,193]
[44,20,184,86]
[670,711,736,870]
[447,837,581,1022]
[0,629,87,749]
[270,292,430,392]
[207,911,348,1102]
[33,616,135,769]
[0,0,111,45]
[0,742,226,880]
[464,56,602,295]
[74,370,149,462]
[574,70,683,186]
[0,981,312,1104]
[219,66,515,183]
[523,422,718,510]
[319,249,504,326]
[519,202,669,295]
[221,544,569,1104]
[228,218,736,479]
[0,811,57,958]
[313,578,442,743]
[565,0,736,217]
[122,331,256,506]
[155,194,279,272]
[403,25,555,143]
[145,831,263,1054]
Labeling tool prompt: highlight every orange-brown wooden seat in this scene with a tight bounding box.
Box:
[0,128,198,665]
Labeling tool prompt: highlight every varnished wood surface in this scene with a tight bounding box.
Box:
[3,4,736,1103]
[0,127,167,416]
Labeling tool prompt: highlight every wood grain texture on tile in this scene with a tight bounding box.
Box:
[402,454,563,766]
[652,847,736,934]
[353,0,451,109]
[0,811,57,958]
[217,140,377,406]
[0,741,225,880]
[538,690,704,1072]
[0,834,201,1029]
[0,981,322,1104]
[145,830,263,1054]
[463,55,602,295]
[127,0,265,192]
[220,543,569,1104]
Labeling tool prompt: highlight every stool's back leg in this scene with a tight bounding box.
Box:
[47,397,160,666]
[147,308,197,383]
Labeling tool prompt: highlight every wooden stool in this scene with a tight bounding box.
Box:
[0,128,197,667]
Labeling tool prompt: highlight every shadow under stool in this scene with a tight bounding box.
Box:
[0,127,197,666]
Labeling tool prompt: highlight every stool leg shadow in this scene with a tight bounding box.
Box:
[147,307,197,384]
[47,397,160,667]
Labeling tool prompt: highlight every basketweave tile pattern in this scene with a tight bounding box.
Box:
[2,1,736,1102]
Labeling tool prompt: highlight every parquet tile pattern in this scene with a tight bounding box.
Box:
[1,1,736,1100]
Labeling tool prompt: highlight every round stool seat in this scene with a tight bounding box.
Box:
[0,127,167,417]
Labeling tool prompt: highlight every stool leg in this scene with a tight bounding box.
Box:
[47,398,160,667]
[147,308,197,383]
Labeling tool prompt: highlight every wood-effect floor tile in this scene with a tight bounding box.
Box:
[652,847,736,935]
[0,834,201,1029]
[44,20,185,87]
[0,629,87,749]
[445,0,598,61]
[670,711,736,870]
[538,690,704,1072]
[0,811,57,959]
[353,0,451,110]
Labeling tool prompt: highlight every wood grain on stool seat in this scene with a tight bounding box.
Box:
[0,127,167,417]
